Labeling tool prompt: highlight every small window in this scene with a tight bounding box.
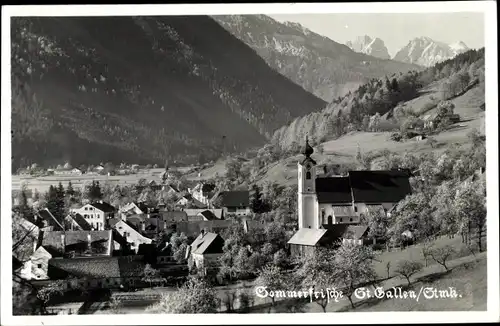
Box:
[354,207,358,212]
[350,218,353,222]
[85,207,88,211]
[37,264,42,268]
[306,171,311,180]
[340,218,343,223]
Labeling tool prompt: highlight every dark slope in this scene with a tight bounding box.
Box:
[11,16,326,169]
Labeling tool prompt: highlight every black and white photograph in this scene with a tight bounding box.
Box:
[1,2,498,325]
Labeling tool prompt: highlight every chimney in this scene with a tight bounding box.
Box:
[61,234,66,254]
[87,233,92,253]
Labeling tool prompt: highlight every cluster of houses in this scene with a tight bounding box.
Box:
[13,137,440,300]
[12,180,256,290]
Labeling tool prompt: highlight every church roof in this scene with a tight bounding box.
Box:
[314,170,411,204]
[348,170,412,203]
[287,228,328,246]
[316,177,352,204]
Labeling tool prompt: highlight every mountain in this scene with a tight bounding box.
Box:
[212,15,421,102]
[10,16,326,170]
[393,37,469,67]
[346,35,390,60]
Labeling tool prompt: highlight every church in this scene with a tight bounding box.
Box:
[288,137,412,256]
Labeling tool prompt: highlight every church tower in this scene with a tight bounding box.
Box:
[297,136,320,229]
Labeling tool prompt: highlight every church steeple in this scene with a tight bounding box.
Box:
[302,135,314,158]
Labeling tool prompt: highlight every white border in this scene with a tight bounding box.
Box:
[1,2,498,325]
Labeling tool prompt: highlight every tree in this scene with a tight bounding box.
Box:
[146,276,218,313]
[37,280,66,314]
[427,245,456,271]
[295,247,337,312]
[108,297,124,314]
[45,184,66,225]
[256,265,289,307]
[332,243,377,309]
[142,264,162,288]
[66,181,75,197]
[170,232,189,263]
[453,179,486,251]
[368,112,381,132]
[394,260,423,286]
[250,184,266,214]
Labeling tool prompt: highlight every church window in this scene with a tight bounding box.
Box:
[306,171,311,180]
[327,215,333,225]
[307,188,311,192]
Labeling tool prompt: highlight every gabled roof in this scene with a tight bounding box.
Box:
[322,224,369,240]
[316,177,352,204]
[160,211,188,222]
[37,208,64,231]
[348,170,412,203]
[198,210,218,221]
[183,209,224,219]
[48,255,145,279]
[190,232,224,255]
[287,228,328,246]
[41,230,112,256]
[91,202,116,213]
[218,191,250,207]
[66,213,92,231]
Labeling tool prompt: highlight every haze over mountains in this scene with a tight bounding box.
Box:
[346,35,470,67]
[11,16,326,169]
[212,15,420,102]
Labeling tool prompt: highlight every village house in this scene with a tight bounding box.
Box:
[288,137,411,256]
[212,191,251,217]
[159,210,189,224]
[111,220,153,253]
[47,255,146,291]
[64,212,93,231]
[175,194,206,209]
[12,216,42,280]
[161,184,181,196]
[188,182,217,206]
[19,246,53,281]
[70,201,116,230]
[184,208,224,220]
[41,230,114,258]
[118,202,146,220]
[187,230,225,276]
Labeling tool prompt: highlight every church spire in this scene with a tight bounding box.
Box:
[302,135,314,158]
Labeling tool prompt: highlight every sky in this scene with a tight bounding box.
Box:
[269,13,485,57]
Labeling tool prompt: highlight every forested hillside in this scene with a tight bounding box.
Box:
[271,48,485,150]
[11,16,326,169]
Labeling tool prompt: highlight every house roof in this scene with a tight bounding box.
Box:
[41,230,112,256]
[160,211,188,222]
[13,217,40,262]
[322,224,369,240]
[316,177,352,204]
[91,202,116,213]
[218,191,250,207]
[48,255,145,279]
[198,210,218,221]
[37,208,64,231]
[190,232,224,255]
[287,228,328,246]
[348,170,412,203]
[183,209,223,219]
[66,213,92,231]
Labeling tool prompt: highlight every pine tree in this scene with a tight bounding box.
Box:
[66,181,75,197]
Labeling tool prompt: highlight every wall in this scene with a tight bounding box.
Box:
[289,244,316,258]
[31,249,52,280]
[71,204,105,230]
[223,207,251,217]
[113,221,152,253]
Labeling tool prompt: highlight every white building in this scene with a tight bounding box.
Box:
[70,202,116,231]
